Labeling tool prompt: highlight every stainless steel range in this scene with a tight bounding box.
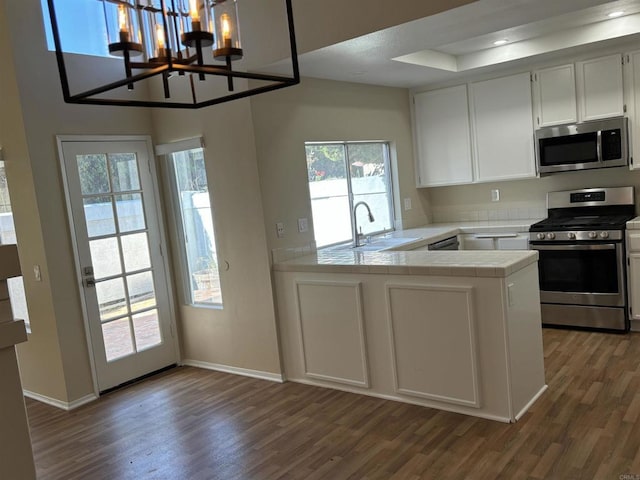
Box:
[529,187,635,332]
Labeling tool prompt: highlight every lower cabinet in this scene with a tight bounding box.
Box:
[626,232,640,328]
[460,233,529,250]
[274,265,546,423]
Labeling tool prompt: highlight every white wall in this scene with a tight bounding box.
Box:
[250,77,430,254]
[151,90,283,376]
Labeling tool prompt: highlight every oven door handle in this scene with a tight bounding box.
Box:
[531,243,617,251]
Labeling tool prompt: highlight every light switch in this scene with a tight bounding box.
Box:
[297,218,309,233]
[491,189,500,202]
[403,198,412,210]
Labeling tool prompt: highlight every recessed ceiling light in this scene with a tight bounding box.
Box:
[493,39,509,46]
[608,11,625,18]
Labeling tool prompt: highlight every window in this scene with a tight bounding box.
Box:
[165,146,222,306]
[306,142,394,248]
[41,0,110,57]
[0,162,30,330]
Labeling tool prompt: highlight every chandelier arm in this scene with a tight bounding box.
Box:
[69,65,170,100]
[47,0,73,102]
[285,0,300,83]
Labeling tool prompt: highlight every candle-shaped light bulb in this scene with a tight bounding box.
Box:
[189,0,200,21]
[156,24,166,49]
[118,5,128,33]
[221,14,232,40]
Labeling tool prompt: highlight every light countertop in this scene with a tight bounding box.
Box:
[274,249,538,278]
[381,219,540,250]
[628,216,640,229]
[273,220,540,278]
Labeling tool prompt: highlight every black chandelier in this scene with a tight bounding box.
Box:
[46,0,300,108]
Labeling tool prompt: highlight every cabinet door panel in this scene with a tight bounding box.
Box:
[533,64,577,127]
[624,50,640,170]
[628,253,640,321]
[413,85,473,187]
[577,54,624,121]
[470,73,536,182]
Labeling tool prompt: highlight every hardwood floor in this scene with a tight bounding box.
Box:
[26,328,640,479]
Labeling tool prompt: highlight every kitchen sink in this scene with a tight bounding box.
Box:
[328,236,420,252]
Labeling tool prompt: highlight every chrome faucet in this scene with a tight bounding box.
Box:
[353,201,375,247]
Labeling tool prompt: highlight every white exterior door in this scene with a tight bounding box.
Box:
[59,137,177,392]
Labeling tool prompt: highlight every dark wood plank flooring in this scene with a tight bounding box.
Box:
[26,329,640,479]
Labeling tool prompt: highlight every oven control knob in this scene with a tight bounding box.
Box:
[589,231,597,239]
[536,233,546,240]
[567,232,576,239]
[547,232,556,240]
[600,231,609,239]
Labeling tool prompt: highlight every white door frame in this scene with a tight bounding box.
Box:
[57,134,180,396]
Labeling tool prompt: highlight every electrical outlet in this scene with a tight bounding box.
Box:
[403,198,412,210]
[491,189,500,202]
[276,222,285,238]
[297,217,309,233]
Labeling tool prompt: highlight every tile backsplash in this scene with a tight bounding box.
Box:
[430,202,546,223]
[271,241,317,264]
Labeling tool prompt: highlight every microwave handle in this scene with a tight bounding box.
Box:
[596,130,602,163]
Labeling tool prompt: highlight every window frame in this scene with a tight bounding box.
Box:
[305,140,395,248]
[160,140,223,309]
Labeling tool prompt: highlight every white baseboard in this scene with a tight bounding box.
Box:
[630,319,640,332]
[514,384,548,422]
[181,359,285,383]
[23,390,98,411]
[287,377,512,424]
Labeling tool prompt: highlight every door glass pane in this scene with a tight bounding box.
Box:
[305,144,351,247]
[121,232,151,272]
[96,278,127,321]
[90,237,122,278]
[102,318,134,361]
[109,153,141,192]
[115,193,145,232]
[127,271,156,312]
[133,309,162,351]
[83,196,115,237]
[77,154,110,194]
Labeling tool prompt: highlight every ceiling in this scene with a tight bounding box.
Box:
[264,0,640,88]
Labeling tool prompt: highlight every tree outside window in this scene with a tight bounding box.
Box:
[306,142,394,248]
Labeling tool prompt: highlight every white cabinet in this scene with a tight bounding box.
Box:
[461,233,529,250]
[576,54,624,121]
[461,235,494,250]
[469,72,536,182]
[532,64,577,127]
[624,50,640,170]
[496,234,529,250]
[626,231,640,328]
[413,85,473,187]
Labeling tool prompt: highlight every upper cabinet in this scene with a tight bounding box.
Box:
[532,64,577,127]
[624,50,640,170]
[576,54,624,121]
[469,72,536,183]
[412,85,473,187]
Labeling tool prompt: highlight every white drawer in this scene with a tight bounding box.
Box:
[627,233,640,251]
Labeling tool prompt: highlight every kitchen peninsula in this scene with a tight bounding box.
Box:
[274,248,546,423]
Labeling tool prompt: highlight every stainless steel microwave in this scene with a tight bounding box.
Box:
[535,117,628,175]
